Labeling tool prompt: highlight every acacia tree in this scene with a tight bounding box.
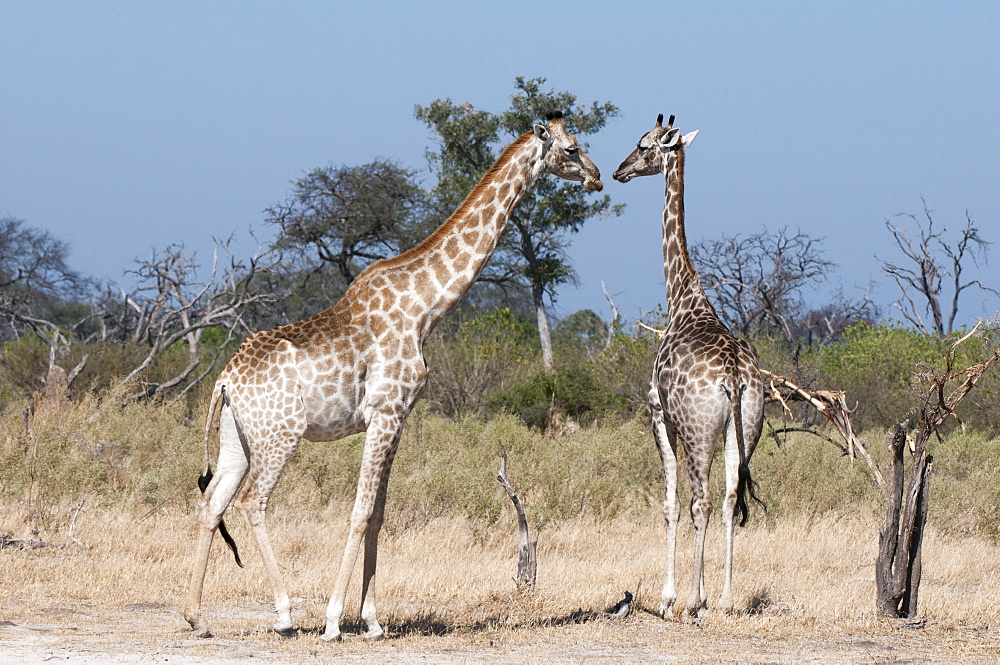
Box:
[264,160,428,297]
[0,217,92,341]
[415,77,623,372]
[879,198,997,336]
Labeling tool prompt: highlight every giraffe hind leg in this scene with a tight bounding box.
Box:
[233,423,306,637]
[650,386,680,618]
[719,417,742,612]
[198,467,242,567]
[685,450,714,616]
[184,406,250,636]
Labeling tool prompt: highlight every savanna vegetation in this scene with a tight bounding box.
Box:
[1,79,998,660]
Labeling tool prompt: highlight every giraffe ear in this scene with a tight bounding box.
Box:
[533,123,550,143]
[681,130,700,148]
[658,128,681,150]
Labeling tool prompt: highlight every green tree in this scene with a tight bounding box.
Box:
[415,77,624,372]
[553,308,609,360]
[264,160,428,296]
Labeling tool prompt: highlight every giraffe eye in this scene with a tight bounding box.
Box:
[565,145,578,155]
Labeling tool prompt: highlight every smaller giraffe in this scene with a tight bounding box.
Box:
[613,114,764,617]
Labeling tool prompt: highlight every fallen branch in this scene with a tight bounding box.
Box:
[496,442,538,589]
[761,369,884,487]
[0,531,63,551]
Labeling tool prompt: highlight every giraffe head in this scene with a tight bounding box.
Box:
[535,111,603,192]
[613,114,699,183]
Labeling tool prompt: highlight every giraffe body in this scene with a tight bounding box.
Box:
[614,114,764,616]
[184,114,602,640]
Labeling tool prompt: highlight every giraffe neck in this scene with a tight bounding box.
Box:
[354,131,545,335]
[661,149,713,317]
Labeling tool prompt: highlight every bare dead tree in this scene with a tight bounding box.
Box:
[496,442,538,589]
[601,280,623,351]
[879,199,997,336]
[104,237,279,403]
[875,322,1000,618]
[691,227,836,343]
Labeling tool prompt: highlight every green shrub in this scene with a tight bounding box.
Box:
[424,308,540,418]
[817,324,945,429]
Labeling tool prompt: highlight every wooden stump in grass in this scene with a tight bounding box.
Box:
[496,443,538,590]
[875,420,932,618]
[875,322,1000,618]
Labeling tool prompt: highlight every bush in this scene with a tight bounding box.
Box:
[424,308,540,419]
[817,324,945,430]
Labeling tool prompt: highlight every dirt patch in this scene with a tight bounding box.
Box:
[2,599,998,664]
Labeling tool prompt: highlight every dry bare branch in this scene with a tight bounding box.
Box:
[496,442,538,589]
[760,369,884,486]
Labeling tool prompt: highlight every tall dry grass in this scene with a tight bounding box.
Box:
[1,389,998,659]
[2,503,998,657]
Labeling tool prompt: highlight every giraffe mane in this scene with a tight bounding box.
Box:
[366,130,535,273]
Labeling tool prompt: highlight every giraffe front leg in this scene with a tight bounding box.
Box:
[321,415,401,642]
[651,387,679,618]
[358,451,397,641]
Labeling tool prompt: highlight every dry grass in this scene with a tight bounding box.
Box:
[2,502,998,663]
[2,395,999,661]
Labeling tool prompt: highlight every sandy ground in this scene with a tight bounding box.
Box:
[2,597,998,664]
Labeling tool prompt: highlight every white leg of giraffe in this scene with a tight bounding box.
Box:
[184,404,250,636]
[235,428,305,636]
[358,450,397,641]
[686,453,713,615]
[718,416,742,612]
[650,384,679,617]
[321,410,403,642]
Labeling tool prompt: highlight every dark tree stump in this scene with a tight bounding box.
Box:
[875,420,933,618]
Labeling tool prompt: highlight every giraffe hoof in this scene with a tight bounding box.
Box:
[319,629,343,642]
[363,629,386,641]
[272,626,296,638]
[187,618,211,638]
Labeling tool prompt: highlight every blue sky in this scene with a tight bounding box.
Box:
[3,2,998,327]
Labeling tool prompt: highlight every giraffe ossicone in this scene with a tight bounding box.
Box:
[183,112,602,641]
[614,114,764,617]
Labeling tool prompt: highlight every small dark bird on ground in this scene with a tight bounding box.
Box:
[601,591,633,619]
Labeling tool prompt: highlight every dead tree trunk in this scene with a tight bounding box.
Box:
[496,443,538,589]
[875,420,933,618]
[874,322,1000,618]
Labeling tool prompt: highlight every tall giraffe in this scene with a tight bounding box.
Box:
[613,114,764,616]
[182,112,601,641]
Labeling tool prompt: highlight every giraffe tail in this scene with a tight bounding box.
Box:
[732,382,765,527]
[197,465,243,568]
[197,381,243,568]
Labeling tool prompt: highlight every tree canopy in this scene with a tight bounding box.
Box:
[415,76,624,370]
